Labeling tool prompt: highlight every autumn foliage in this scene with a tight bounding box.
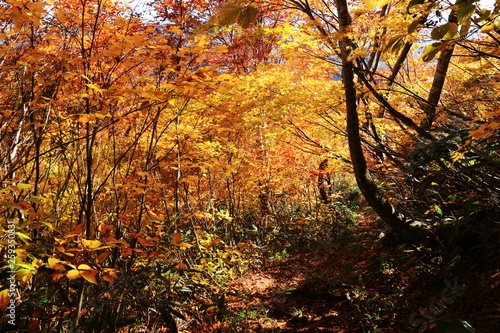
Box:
[1,0,499,332]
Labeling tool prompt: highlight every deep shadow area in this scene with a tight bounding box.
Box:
[214,210,500,333]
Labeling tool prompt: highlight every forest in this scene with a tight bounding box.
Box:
[0,0,499,332]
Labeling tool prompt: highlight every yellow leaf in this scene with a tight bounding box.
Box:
[363,0,377,10]
[32,258,44,268]
[0,289,10,312]
[196,34,210,48]
[41,221,55,230]
[214,45,228,53]
[18,269,34,282]
[451,151,464,162]
[17,183,32,190]
[77,115,93,123]
[481,20,496,32]
[82,239,101,250]
[48,258,61,269]
[67,270,81,280]
[15,249,28,261]
[86,83,105,94]
[17,262,35,270]
[103,268,119,278]
[168,26,183,35]
[94,112,111,119]
[177,242,193,248]
[377,0,392,8]
[77,264,92,271]
[218,74,233,81]
[363,0,391,10]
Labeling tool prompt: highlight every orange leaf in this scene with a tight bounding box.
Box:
[137,237,155,247]
[15,249,28,261]
[67,270,81,280]
[98,223,109,235]
[70,223,85,235]
[121,246,133,257]
[55,246,75,256]
[103,268,119,278]
[237,242,251,250]
[51,273,65,282]
[102,274,115,283]
[210,238,222,246]
[174,263,189,270]
[80,270,98,285]
[96,252,110,264]
[48,258,61,269]
[28,319,40,333]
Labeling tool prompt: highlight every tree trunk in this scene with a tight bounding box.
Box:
[335,0,419,241]
[420,8,457,129]
[318,159,332,204]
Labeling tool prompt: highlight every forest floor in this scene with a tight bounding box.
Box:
[192,209,500,333]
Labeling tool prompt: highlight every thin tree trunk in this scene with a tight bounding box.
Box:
[420,8,457,129]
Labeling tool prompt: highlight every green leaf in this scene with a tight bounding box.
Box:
[407,20,421,34]
[460,20,471,36]
[15,231,32,243]
[17,183,32,190]
[431,24,450,40]
[457,1,476,25]
[434,204,443,216]
[421,42,442,62]
[407,0,425,9]
[385,34,406,54]
[444,23,458,40]
[475,9,491,24]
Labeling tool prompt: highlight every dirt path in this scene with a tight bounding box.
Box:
[225,242,368,332]
[216,208,500,333]
[218,210,382,332]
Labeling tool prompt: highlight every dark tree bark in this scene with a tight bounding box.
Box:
[335,0,423,241]
[318,159,332,204]
[258,181,271,216]
[420,8,458,129]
